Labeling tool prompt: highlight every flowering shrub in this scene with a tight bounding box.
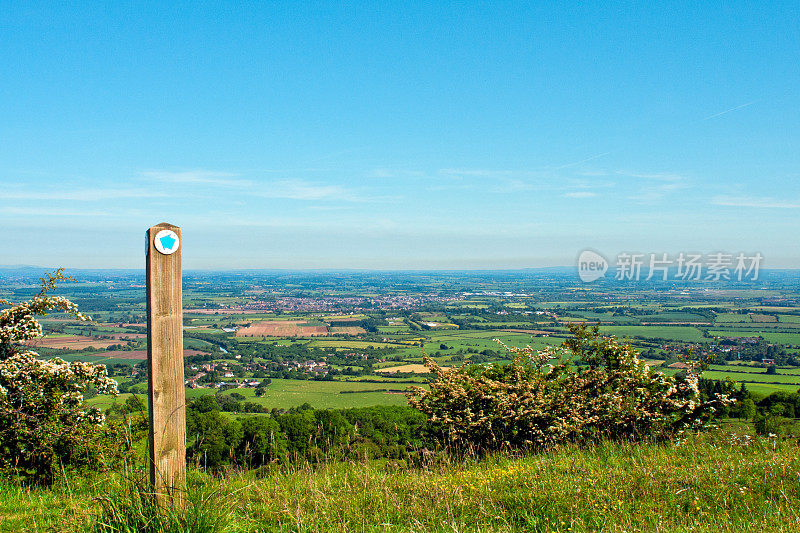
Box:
[409,324,730,451]
[0,270,121,484]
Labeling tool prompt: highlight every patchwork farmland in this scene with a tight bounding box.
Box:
[5,269,799,412]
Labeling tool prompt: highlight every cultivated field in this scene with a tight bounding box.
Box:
[329,326,367,334]
[80,349,211,360]
[11,269,800,412]
[598,325,706,342]
[236,320,328,337]
[26,335,124,350]
[376,364,438,374]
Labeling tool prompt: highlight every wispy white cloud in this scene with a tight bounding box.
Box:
[703,101,756,120]
[575,170,612,177]
[553,152,612,170]
[561,178,609,199]
[141,170,252,187]
[566,178,616,190]
[627,182,687,202]
[192,215,321,228]
[306,205,354,211]
[3,188,165,201]
[257,179,370,202]
[616,170,689,202]
[617,171,685,182]
[439,168,517,178]
[142,172,391,202]
[712,195,800,209]
[0,206,115,217]
[491,179,535,193]
[368,168,426,179]
[437,168,540,193]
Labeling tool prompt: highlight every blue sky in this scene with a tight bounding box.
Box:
[2,2,799,269]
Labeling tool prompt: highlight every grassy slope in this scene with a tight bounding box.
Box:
[2,429,799,532]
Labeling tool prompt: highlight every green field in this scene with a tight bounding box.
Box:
[190,379,412,410]
[701,370,800,386]
[657,363,800,395]
[708,364,780,374]
[598,325,706,343]
[376,325,408,333]
[252,379,409,409]
[715,313,752,323]
[739,382,799,395]
[406,330,560,358]
[307,340,401,349]
[708,330,800,345]
[755,332,800,345]
[642,312,709,322]
[91,379,413,411]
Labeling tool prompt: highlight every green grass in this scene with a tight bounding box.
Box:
[598,325,706,343]
[389,331,559,361]
[87,376,412,409]
[708,364,800,376]
[185,379,411,410]
[740,382,800,396]
[708,330,800,345]
[701,370,800,386]
[715,313,752,323]
[662,364,800,394]
[4,428,800,532]
[570,311,639,324]
[91,379,414,412]
[376,325,408,333]
[707,322,800,331]
[183,337,218,351]
[642,312,709,322]
[756,332,800,345]
[0,480,90,531]
[249,379,411,409]
[470,321,529,327]
[307,340,400,349]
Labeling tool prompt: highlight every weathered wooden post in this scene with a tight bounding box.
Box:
[146,222,186,512]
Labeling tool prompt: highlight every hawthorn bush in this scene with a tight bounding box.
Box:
[0,270,122,484]
[409,324,729,451]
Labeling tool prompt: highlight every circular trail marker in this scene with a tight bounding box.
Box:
[153,229,180,255]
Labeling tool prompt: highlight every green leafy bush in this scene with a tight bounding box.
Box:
[753,413,792,439]
[0,270,122,484]
[409,324,728,451]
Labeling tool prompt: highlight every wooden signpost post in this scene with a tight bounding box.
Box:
[146,222,186,512]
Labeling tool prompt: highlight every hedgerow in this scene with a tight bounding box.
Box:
[409,324,730,450]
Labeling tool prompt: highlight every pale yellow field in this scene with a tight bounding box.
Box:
[376,363,446,374]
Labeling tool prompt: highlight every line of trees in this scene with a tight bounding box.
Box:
[181,399,432,469]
